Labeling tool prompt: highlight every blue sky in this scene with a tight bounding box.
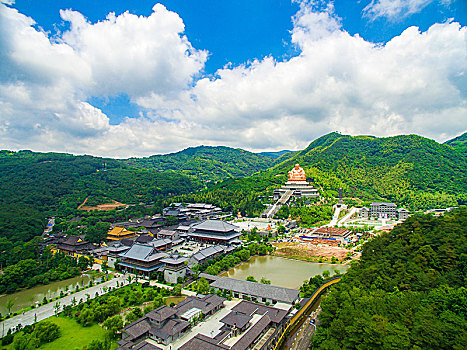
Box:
[0,0,466,156]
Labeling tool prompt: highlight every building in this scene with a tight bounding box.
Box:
[56,236,94,256]
[189,220,241,245]
[299,226,352,245]
[370,202,397,219]
[161,253,188,284]
[157,229,180,241]
[118,295,225,349]
[106,226,137,241]
[188,245,226,267]
[119,305,190,347]
[118,243,168,277]
[105,241,131,268]
[210,277,300,305]
[396,208,410,220]
[359,203,410,220]
[175,294,225,320]
[163,203,224,221]
[180,300,289,350]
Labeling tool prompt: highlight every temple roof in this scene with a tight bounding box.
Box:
[192,220,239,233]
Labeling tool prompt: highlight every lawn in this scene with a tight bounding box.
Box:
[164,296,186,306]
[3,316,118,350]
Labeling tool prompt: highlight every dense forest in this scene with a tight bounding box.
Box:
[124,145,274,182]
[0,151,200,246]
[312,208,467,349]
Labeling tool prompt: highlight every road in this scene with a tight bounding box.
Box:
[287,308,321,350]
[1,275,125,336]
[325,205,341,227]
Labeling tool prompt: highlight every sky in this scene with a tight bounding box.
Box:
[0,0,466,158]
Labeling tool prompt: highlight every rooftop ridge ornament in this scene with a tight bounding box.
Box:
[288,163,306,182]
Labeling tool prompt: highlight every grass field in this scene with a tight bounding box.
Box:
[164,296,186,306]
[3,316,118,349]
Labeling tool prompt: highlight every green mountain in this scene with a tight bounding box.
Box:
[258,150,292,159]
[312,208,467,349]
[175,133,467,214]
[124,145,274,182]
[444,132,467,152]
[0,150,200,244]
[271,132,466,209]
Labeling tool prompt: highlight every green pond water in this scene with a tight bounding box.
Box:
[0,275,93,314]
[219,255,349,289]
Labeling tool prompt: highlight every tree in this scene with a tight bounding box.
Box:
[102,315,123,339]
[6,299,14,314]
[53,302,61,316]
[246,276,257,282]
[33,321,60,343]
[260,277,271,285]
[322,270,330,279]
[85,222,111,244]
[165,216,179,226]
[173,284,182,296]
[197,277,210,294]
[77,256,90,270]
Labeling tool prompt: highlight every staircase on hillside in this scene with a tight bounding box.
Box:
[262,190,293,218]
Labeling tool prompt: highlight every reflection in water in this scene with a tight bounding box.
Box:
[219,255,348,289]
[0,275,92,314]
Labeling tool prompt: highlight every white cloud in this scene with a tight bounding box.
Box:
[363,0,434,21]
[0,1,465,157]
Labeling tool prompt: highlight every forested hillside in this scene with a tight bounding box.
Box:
[124,145,274,182]
[312,208,467,349]
[0,151,200,244]
[444,132,467,153]
[179,133,466,215]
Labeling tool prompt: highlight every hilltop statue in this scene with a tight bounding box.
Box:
[288,164,306,182]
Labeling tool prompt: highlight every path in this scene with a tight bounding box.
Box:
[76,196,89,210]
[1,276,125,336]
[325,205,341,227]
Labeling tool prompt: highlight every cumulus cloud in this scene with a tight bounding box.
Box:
[0,1,465,157]
[363,0,434,21]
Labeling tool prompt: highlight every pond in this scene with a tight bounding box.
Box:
[0,275,95,314]
[219,255,349,289]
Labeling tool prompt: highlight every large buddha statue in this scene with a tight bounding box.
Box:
[288,163,306,181]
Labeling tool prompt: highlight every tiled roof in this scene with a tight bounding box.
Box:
[211,277,299,304]
[122,318,151,340]
[231,314,271,350]
[370,202,396,207]
[146,305,177,323]
[179,334,229,350]
[151,318,190,340]
[132,341,162,350]
[231,300,288,324]
[191,245,225,261]
[175,294,225,316]
[220,311,252,329]
[192,220,239,233]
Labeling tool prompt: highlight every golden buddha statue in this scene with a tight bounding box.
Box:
[288,163,306,181]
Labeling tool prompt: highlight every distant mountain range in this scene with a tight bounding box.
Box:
[124,145,274,182]
[258,150,293,159]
